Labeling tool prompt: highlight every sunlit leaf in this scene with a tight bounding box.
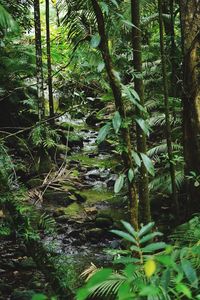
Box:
[144,259,156,278]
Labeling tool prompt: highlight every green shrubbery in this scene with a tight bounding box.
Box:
[77,221,200,300]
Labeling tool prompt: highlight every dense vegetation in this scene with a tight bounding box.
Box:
[0,0,200,299]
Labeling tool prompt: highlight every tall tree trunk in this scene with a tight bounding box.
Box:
[158,0,180,218]
[33,0,45,119]
[46,0,54,122]
[131,0,150,224]
[91,0,138,230]
[179,0,200,213]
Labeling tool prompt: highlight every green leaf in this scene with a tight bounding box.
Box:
[97,123,110,143]
[97,62,105,72]
[111,0,119,7]
[138,222,155,237]
[140,232,163,244]
[90,34,101,48]
[130,245,141,252]
[32,295,47,300]
[118,282,133,300]
[130,88,140,102]
[131,151,141,167]
[87,268,113,288]
[121,220,137,237]
[114,174,125,193]
[99,2,109,15]
[176,283,192,298]
[76,288,90,300]
[140,153,155,176]
[112,111,122,133]
[181,259,198,288]
[139,285,160,296]
[128,168,134,183]
[111,229,137,244]
[142,242,167,253]
[135,118,150,136]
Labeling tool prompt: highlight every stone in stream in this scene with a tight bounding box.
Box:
[43,190,74,206]
[95,216,113,229]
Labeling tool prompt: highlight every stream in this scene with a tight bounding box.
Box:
[0,113,128,299]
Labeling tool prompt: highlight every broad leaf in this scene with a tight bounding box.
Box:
[97,123,110,143]
[135,118,150,136]
[140,153,155,176]
[90,34,101,48]
[142,242,167,253]
[140,232,163,244]
[128,168,134,182]
[138,222,155,237]
[97,62,105,72]
[181,259,198,288]
[112,111,121,133]
[114,174,125,193]
[132,151,141,167]
[111,229,137,244]
[121,220,137,237]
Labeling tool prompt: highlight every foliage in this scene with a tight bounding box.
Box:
[77,221,200,300]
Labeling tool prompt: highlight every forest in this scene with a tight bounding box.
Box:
[0,0,200,299]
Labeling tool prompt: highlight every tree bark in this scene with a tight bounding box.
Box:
[158,0,180,218]
[46,0,54,122]
[179,0,200,213]
[131,0,151,224]
[33,0,45,119]
[91,0,138,230]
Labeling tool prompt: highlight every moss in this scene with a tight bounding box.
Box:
[68,153,117,168]
[80,189,113,204]
[61,202,84,217]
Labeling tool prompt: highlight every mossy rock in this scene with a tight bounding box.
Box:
[26,178,43,188]
[95,217,113,228]
[43,190,74,206]
[86,228,104,240]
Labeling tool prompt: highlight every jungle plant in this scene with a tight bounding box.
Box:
[76,221,200,300]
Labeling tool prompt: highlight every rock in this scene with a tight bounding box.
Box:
[74,192,87,203]
[106,174,117,188]
[43,191,74,206]
[86,228,104,241]
[98,140,114,153]
[56,215,70,223]
[84,207,98,216]
[26,178,43,188]
[86,113,99,126]
[95,217,113,228]
[85,169,100,180]
[68,133,84,148]
[74,111,85,119]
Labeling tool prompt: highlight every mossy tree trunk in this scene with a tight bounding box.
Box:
[91,0,138,230]
[46,0,54,122]
[158,0,180,218]
[179,0,200,213]
[131,0,151,224]
[33,0,45,119]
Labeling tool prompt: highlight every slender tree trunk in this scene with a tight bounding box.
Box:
[158,0,180,218]
[91,0,138,230]
[46,0,54,122]
[131,0,150,224]
[179,0,200,213]
[33,0,45,119]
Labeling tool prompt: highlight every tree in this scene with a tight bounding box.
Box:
[158,0,179,218]
[46,0,54,121]
[91,0,138,230]
[131,0,151,224]
[179,0,200,213]
[34,0,45,119]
